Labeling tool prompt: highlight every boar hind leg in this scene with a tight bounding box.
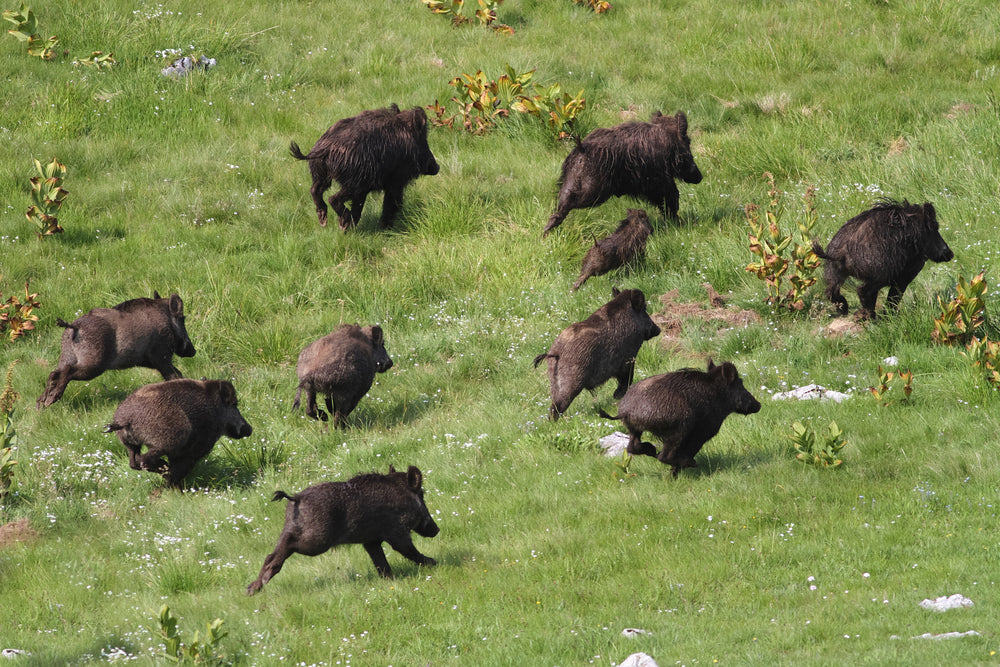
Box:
[37,365,100,408]
[310,178,331,227]
[328,188,357,230]
[363,542,394,578]
[626,432,658,458]
[246,542,295,595]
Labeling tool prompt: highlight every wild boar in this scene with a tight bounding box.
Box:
[105,378,253,488]
[543,111,703,236]
[246,465,439,594]
[601,359,761,477]
[813,199,954,320]
[293,324,393,427]
[534,288,661,420]
[572,208,653,291]
[290,104,440,230]
[37,292,196,408]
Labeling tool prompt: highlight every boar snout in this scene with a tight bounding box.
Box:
[229,420,253,439]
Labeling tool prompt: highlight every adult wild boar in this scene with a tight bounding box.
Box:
[290,104,440,230]
[572,208,653,291]
[813,199,954,320]
[543,111,702,236]
[601,359,761,477]
[293,324,393,427]
[105,378,253,488]
[246,465,439,594]
[37,292,196,408]
[534,288,661,420]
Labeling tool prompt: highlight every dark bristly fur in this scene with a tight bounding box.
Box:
[292,324,393,427]
[105,378,253,488]
[572,208,653,291]
[599,359,761,477]
[534,288,661,420]
[37,292,196,408]
[812,198,954,320]
[246,465,439,594]
[290,104,440,230]
[543,111,703,236]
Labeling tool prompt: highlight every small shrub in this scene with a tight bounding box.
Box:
[962,336,1000,389]
[26,157,68,237]
[789,420,846,468]
[2,3,58,60]
[156,604,228,665]
[745,172,821,311]
[0,278,41,342]
[868,365,913,405]
[932,271,987,346]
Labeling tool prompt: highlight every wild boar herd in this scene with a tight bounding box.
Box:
[33,102,955,589]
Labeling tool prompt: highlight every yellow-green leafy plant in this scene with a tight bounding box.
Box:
[962,336,1000,389]
[868,365,913,405]
[156,605,228,665]
[422,0,513,34]
[612,452,636,482]
[26,157,68,237]
[512,82,586,141]
[0,362,19,499]
[73,50,116,70]
[2,3,58,60]
[0,278,40,342]
[790,420,846,468]
[932,271,987,346]
[745,172,821,311]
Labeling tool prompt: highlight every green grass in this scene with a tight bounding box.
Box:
[2,0,1000,664]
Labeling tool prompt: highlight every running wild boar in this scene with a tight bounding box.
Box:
[543,111,702,236]
[534,288,661,420]
[572,208,653,291]
[37,292,196,408]
[293,324,393,427]
[813,199,954,320]
[106,378,253,488]
[601,359,761,477]
[246,465,439,594]
[290,104,440,230]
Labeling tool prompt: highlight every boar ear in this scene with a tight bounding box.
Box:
[370,325,384,346]
[651,110,663,120]
[675,112,688,137]
[219,380,237,404]
[153,290,161,299]
[922,202,937,224]
[706,358,717,372]
[719,361,738,384]
[388,464,396,474]
[411,106,428,130]
[169,294,184,316]
[407,466,423,490]
[611,286,621,298]
[629,290,647,312]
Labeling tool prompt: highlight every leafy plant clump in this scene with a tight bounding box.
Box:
[963,336,1000,389]
[26,157,68,237]
[428,65,585,140]
[0,362,18,499]
[422,0,513,34]
[745,172,821,311]
[156,605,229,665]
[868,365,913,405]
[73,50,116,70]
[0,278,40,342]
[2,3,58,60]
[572,0,612,12]
[932,271,987,346]
[789,420,846,468]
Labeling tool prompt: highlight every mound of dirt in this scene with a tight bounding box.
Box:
[0,518,37,548]
[652,283,761,347]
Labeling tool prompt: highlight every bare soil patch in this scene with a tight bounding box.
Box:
[0,518,37,548]
[652,283,761,349]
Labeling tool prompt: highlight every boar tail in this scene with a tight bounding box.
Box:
[597,408,622,421]
[56,317,76,330]
[811,240,831,259]
[104,421,125,433]
[289,141,315,161]
[271,490,298,503]
[533,353,555,368]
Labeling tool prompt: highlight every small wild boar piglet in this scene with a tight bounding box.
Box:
[290,104,440,230]
[572,208,653,291]
[106,378,253,488]
[293,324,393,427]
[544,111,702,236]
[37,292,196,408]
[534,288,661,420]
[246,465,439,594]
[813,199,954,321]
[602,360,761,477]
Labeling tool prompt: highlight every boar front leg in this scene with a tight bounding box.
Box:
[387,534,437,568]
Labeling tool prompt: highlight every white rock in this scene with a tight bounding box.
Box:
[2,649,30,658]
[912,630,980,640]
[618,652,659,667]
[600,431,630,457]
[919,593,974,612]
[771,384,851,402]
[621,628,649,638]
[882,356,899,366]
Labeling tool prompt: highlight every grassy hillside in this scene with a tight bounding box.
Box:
[2,1,999,664]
